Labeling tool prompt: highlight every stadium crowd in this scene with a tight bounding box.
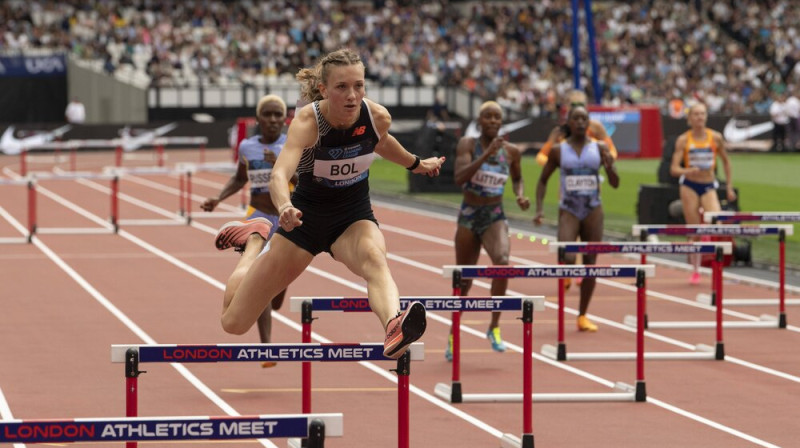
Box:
[1,0,797,117]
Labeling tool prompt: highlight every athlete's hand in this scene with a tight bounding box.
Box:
[201,198,219,212]
[279,206,303,231]
[726,186,737,201]
[413,156,446,177]
[517,196,530,211]
[487,137,504,156]
[264,150,277,164]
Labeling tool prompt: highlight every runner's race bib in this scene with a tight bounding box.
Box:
[313,153,375,187]
[688,148,714,170]
[470,169,508,190]
[248,168,272,189]
[565,174,598,194]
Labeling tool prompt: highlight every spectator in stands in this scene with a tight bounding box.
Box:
[201,94,295,367]
[533,105,619,332]
[785,88,800,151]
[769,91,791,152]
[445,100,530,361]
[7,0,795,116]
[64,97,85,124]
[670,102,736,284]
[214,48,445,360]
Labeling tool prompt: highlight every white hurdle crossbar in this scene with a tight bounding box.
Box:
[632,224,794,329]
[443,265,653,405]
[548,241,731,361]
[0,414,342,446]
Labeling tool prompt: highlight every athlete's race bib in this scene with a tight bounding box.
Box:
[688,148,714,170]
[470,170,508,190]
[313,153,375,187]
[248,168,272,189]
[565,174,598,194]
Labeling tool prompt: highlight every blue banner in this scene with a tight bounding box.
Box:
[458,266,641,278]
[558,243,717,254]
[0,416,309,443]
[0,54,66,77]
[138,343,391,363]
[640,226,783,236]
[303,297,524,312]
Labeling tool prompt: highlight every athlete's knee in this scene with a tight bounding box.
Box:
[493,252,510,266]
[583,253,598,265]
[221,314,249,336]
[359,243,389,270]
[562,253,577,264]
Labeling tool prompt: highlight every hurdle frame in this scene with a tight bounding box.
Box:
[703,212,800,308]
[548,242,732,361]
[288,297,432,448]
[442,265,653,404]
[0,177,35,244]
[0,414,341,447]
[290,296,544,448]
[2,173,121,241]
[633,224,794,329]
[114,343,419,448]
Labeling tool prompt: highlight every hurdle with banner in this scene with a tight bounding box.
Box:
[548,242,732,361]
[701,212,800,308]
[440,265,652,405]
[632,224,794,329]
[290,296,543,448]
[0,414,341,447]
[112,342,414,448]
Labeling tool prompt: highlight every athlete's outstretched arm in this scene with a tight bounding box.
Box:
[367,99,444,176]
[715,132,736,201]
[533,147,560,225]
[270,104,317,229]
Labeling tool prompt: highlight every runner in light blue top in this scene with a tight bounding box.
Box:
[534,105,619,332]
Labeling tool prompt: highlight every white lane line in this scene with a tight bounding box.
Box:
[0,200,278,448]
[0,385,26,448]
[9,180,507,442]
[23,173,788,447]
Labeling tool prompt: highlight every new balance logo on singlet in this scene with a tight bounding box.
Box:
[352,126,366,136]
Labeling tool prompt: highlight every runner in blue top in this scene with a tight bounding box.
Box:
[213,48,445,360]
[446,100,529,361]
[202,94,296,366]
[533,105,619,332]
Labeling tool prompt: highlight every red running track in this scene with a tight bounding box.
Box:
[1,149,799,447]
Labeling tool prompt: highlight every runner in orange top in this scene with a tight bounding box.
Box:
[670,102,735,284]
[536,90,617,166]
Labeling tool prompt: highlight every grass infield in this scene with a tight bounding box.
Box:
[368,153,800,269]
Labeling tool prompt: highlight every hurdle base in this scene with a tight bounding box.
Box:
[434,382,462,403]
[715,342,725,360]
[435,382,638,403]
[624,314,779,329]
[540,343,568,361]
[500,433,534,448]
[779,313,787,329]
[543,343,717,361]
